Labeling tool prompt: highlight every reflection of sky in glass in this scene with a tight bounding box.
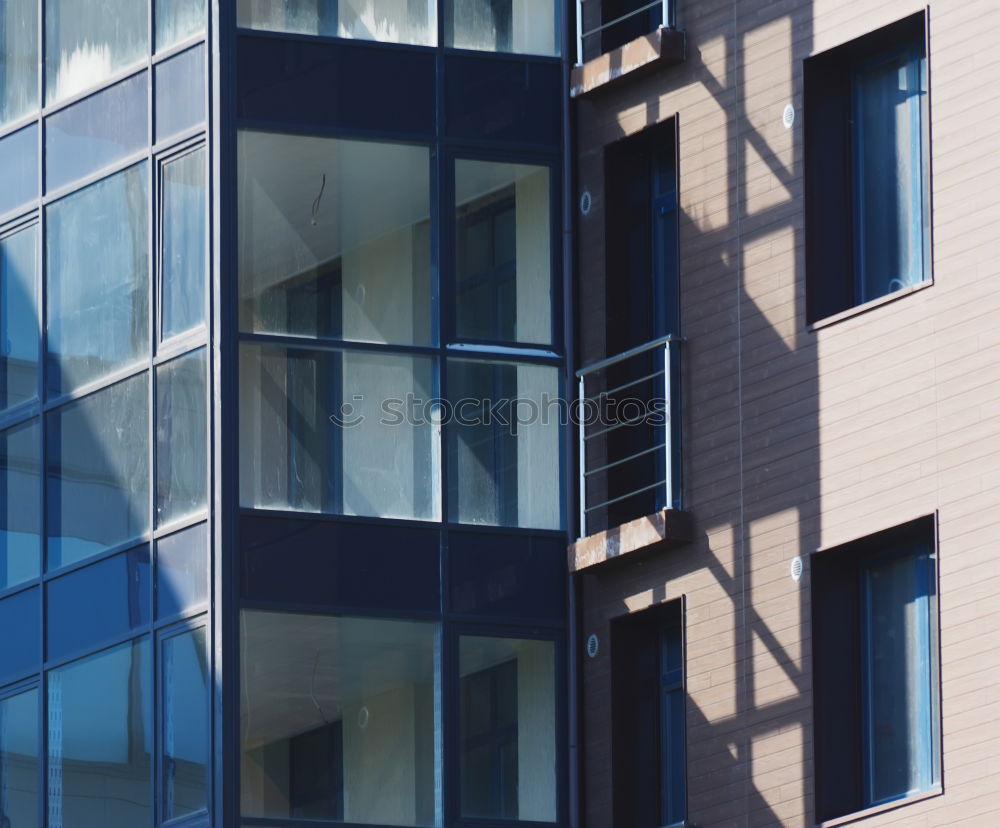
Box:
[46,73,148,194]
[46,163,149,396]
[0,224,39,409]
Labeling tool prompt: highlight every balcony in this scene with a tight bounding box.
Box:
[571,336,691,570]
[572,0,685,97]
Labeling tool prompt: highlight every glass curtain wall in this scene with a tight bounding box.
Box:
[237,132,561,530]
[0,2,211,825]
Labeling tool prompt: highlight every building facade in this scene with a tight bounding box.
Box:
[570,1,1000,827]
[0,1,571,826]
[1,1,999,828]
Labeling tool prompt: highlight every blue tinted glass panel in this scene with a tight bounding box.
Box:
[853,47,929,304]
[155,45,205,143]
[241,515,440,614]
[161,147,206,339]
[48,639,152,826]
[863,548,939,804]
[0,419,41,591]
[445,55,561,147]
[46,163,149,395]
[162,626,208,820]
[0,587,40,683]
[46,547,151,661]
[0,224,38,410]
[0,688,39,828]
[46,73,148,193]
[0,0,38,126]
[448,531,565,621]
[156,522,207,620]
[236,36,435,137]
[45,0,148,104]
[156,0,206,51]
[47,373,149,570]
[156,349,207,527]
[0,125,38,217]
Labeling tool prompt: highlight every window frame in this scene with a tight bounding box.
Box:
[811,515,943,823]
[804,11,933,326]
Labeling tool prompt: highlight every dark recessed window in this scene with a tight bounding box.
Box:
[812,516,941,821]
[611,599,685,828]
[805,12,930,323]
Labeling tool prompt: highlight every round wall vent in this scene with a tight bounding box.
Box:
[586,634,600,658]
[579,190,592,216]
[790,556,804,582]
[782,103,795,129]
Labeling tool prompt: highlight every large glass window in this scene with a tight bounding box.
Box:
[45,72,148,193]
[240,610,440,825]
[459,635,556,822]
[162,626,209,821]
[47,639,152,827]
[46,373,149,570]
[239,132,433,346]
[46,164,149,396]
[0,225,38,411]
[0,419,41,590]
[804,13,930,322]
[156,349,208,527]
[46,546,151,662]
[45,0,149,104]
[445,0,559,56]
[0,688,40,828]
[240,343,440,521]
[0,587,40,682]
[447,358,560,530]
[0,125,39,218]
[0,0,38,127]
[156,0,206,52]
[812,517,941,822]
[237,0,436,46]
[156,522,208,620]
[161,147,207,339]
[155,46,206,144]
[454,160,552,345]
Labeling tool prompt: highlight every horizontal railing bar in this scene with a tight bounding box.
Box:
[580,0,664,40]
[584,408,660,440]
[584,478,667,512]
[585,367,664,400]
[577,333,680,377]
[584,442,665,477]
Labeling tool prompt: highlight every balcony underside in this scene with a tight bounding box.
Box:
[571,27,686,98]
[569,507,692,571]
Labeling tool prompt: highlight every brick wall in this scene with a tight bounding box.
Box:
[573,1,1000,825]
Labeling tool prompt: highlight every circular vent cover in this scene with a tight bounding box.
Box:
[790,556,804,582]
[586,634,600,658]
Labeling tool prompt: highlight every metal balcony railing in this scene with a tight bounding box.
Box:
[576,0,673,65]
[576,335,681,539]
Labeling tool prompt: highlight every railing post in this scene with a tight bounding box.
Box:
[662,0,670,29]
[578,374,587,538]
[663,340,673,510]
[576,0,585,65]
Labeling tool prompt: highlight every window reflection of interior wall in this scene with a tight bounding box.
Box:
[451,0,556,55]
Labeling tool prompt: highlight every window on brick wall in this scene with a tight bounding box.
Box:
[812,516,941,821]
[612,599,686,828]
[805,12,931,323]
